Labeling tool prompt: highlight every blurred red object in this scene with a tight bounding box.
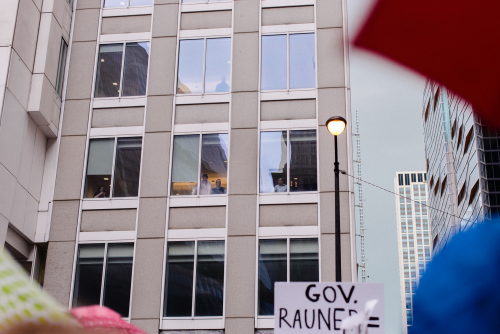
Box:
[354,0,500,126]
[70,306,147,334]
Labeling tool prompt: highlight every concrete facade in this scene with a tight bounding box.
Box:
[30,0,356,333]
[0,0,73,280]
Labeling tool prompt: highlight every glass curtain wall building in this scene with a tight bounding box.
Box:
[41,0,356,333]
[394,171,430,334]
[421,82,500,253]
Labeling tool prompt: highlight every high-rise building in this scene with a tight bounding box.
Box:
[394,171,431,334]
[28,0,357,333]
[0,0,73,281]
[422,82,494,253]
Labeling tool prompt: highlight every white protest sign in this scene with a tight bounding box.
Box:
[274,283,384,333]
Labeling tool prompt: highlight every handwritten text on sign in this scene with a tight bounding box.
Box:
[274,283,384,333]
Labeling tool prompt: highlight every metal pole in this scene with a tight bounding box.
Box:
[334,135,341,282]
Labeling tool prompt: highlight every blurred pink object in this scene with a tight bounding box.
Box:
[70,306,147,334]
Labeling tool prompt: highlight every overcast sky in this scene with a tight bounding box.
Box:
[346,1,427,333]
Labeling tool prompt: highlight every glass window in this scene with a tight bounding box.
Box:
[410,264,416,278]
[423,218,429,230]
[405,280,410,293]
[407,220,413,233]
[258,238,319,316]
[422,201,428,215]
[398,174,404,186]
[171,134,229,196]
[411,279,417,290]
[177,38,231,94]
[409,249,415,263]
[73,243,134,317]
[163,240,225,317]
[401,221,406,233]
[425,247,431,260]
[407,310,412,325]
[405,174,410,185]
[404,264,409,278]
[261,33,315,90]
[403,249,408,263]
[417,247,423,261]
[417,232,423,245]
[104,0,153,8]
[260,130,317,193]
[402,234,407,248]
[418,173,423,182]
[415,218,421,230]
[419,262,425,276]
[95,42,150,98]
[424,231,430,245]
[409,234,414,247]
[84,137,142,199]
[405,295,411,309]
[55,38,68,97]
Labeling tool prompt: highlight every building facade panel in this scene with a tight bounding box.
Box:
[261,6,314,26]
[101,15,153,35]
[80,209,137,231]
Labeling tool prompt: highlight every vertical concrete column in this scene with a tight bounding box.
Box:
[316,4,353,281]
[43,2,99,304]
[226,1,260,333]
[130,3,178,333]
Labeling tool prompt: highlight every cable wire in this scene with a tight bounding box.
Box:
[340,170,476,225]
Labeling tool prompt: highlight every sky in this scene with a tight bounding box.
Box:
[346,1,427,333]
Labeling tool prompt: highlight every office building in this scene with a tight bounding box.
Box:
[394,171,430,334]
[0,0,73,281]
[422,82,497,252]
[33,0,357,333]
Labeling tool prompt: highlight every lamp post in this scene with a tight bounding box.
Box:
[325,116,347,282]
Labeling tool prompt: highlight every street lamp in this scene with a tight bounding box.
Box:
[325,116,347,282]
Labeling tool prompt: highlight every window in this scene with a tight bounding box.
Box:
[104,0,153,8]
[458,183,466,204]
[73,243,134,317]
[457,125,463,147]
[400,204,405,216]
[441,176,447,196]
[55,38,68,97]
[424,231,429,245]
[163,240,225,317]
[405,188,411,202]
[404,264,409,278]
[409,234,414,247]
[171,134,229,196]
[469,180,479,205]
[411,279,417,291]
[419,262,425,276]
[260,130,317,193]
[417,232,422,245]
[403,249,408,263]
[407,220,413,233]
[414,201,420,215]
[177,38,231,94]
[418,173,423,182]
[411,174,416,183]
[405,295,411,309]
[421,201,428,215]
[406,204,412,217]
[399,187,405,202]
[415,218,421,230]
[417,247,423,261]
[405,174,410,185]
[463,127,473,154]
[423,218,429,230]
[402,234,407,248]
[261,33,315,90]
[405,280,410,293]
[398,174,404,186]
[401,221,406,233]
[84,137,142,198]
[409,249,415,263]
[258,238,319,316]
[407,310,412,325]
[95,42,150,98]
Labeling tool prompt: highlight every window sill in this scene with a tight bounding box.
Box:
[259,192,318,205]
[261,0,314,8]
[169,195,227,207]
[175,93,230,104]
[93,96,146,108]
[102,6,152,17]
[181,1,232,12]
[81,198,139,210]
[161,318,224,330]
[260,89,316,101]
[261,23,315,34]
[256,317,274,329]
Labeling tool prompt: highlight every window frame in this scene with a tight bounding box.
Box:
[55,38,68,97]
[176,36,232,96]
[256,236,320,319]
[71,241,135,319]
[83,136,143,200]
[260,31,316,92]
[103,0,153,8]
[259,128,318,195]
[169,131,230,198]
[162,238,227,320]
[94,41,151,99]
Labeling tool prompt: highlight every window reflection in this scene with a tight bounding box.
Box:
[73,245,105,308]
[290,239,319,282]
[177,38,231,94]
[195,241,225,316]
[261,35,287,90]
[103,244,134,317]
[258,239,287,316]
[113,137,142,197]
[122,42,150,96]
[289,33,316,89]
[85,138,114,198]
[171,134,229,196]
[260,130,317,193]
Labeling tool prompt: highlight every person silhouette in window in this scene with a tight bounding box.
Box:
[215,75,229,92]
[211,179,226,194]
[199,174,212,195]
[274,178,287,192]
[94,186,105,198]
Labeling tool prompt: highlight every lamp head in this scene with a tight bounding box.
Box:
[326,116,347,136]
